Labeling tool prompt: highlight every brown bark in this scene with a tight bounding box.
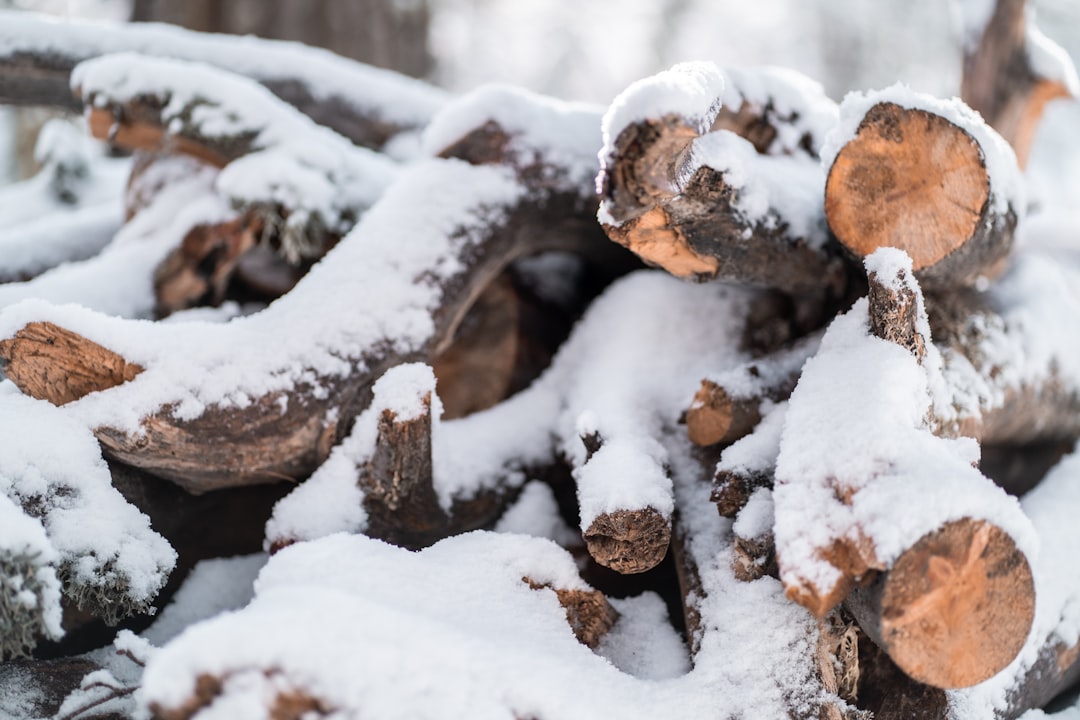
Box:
[599,114,847,293]
[844,518,1034,689]
[961,0,1074,168]
[866,260,927,363]
[0,11,442,150]
[153,214,263,317]
[523,579,619,649]
[0,321,142,405]
[713,468,774,518]
[825,102,1018,289]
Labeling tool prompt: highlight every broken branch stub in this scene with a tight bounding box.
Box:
[825,97,1020,289]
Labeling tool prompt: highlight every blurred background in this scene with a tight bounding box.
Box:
[2,0,1080,202]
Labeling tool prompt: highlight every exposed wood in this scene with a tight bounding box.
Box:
[524,579,619,649]
[845,518,1034,689]
[153,214,262,317]
[866,255,928,363]
[431,274,520,420]
[0,10,445,150]
[599,115,847,293]
[0,321,142,405]
[713,468,773,519]
[961,0,1076,168]
[582,507,672,575]
[85,106,235,169]
[825,102,1017,289]
[686,337,816,448]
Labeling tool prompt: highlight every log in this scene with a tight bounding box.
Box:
[730,488,777,582]
[960,0,1078,168]
[686,335,817,448]
[75,53,398,268]
[824,93,1021,289]
[597,63,848,294]
[0,89,613,494]
[0,9,447,150]
[711,401,786,518]
[773,250,1037,688]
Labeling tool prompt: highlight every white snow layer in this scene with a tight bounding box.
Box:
[822,84,1025,216]
[0,393,176,609]
[773,296,1036,601]
[0,9,446,131]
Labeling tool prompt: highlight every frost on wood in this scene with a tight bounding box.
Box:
[0,9,447,150]
[596,61,847,294]
[824,87,1022,289]
[0,494,61,660]
[0,392,175,629]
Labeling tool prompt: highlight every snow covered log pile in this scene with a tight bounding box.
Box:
[3,3,1080,719]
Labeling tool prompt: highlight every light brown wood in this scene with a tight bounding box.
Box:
[825,102,1014,289]
[847,518,1034,689]
[686,379,759,447]
[86,107,232,168]
[0,322,142,405]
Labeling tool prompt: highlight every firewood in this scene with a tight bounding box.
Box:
[774,250,1037,689]
[730,488,777,582]
[597,62,848,294]
[824,91,1022,289]
[0,94,613,493]
[686,335,817,447]
[711,401,786,518]
[0,9,447,150]
[75,53,398,270]
[960,0,1079,168]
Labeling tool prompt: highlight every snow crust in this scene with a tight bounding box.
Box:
[774,296,1036,600]
[822,84,1025,216]
[0,9,447,132]
[422,83,604,194]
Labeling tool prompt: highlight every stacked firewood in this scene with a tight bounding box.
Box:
[1,2,1080,719]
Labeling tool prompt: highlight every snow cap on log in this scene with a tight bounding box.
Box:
[773,252,1037,688]
[423,83,604,194]
[73,53,398,262]
[0,493,62,659]
[0,9,447,149]
[596,62,845,292]
[0,391,176,625]
[823,85,1024,289]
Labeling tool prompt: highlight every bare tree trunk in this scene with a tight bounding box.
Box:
[131,0,432,79]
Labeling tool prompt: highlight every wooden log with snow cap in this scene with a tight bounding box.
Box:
[0,90,613,494]
[824,91,1022,289]
[960,0,1078,169]
[0,10,446,150]
[710,400,787,518]
[773,249,1036,689]
[596,62,848,294]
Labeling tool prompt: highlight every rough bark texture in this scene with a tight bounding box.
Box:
[0,321,143,405]
[961,0,1073,168]
[845,518,1035,689]
[712,468,774,519]
[825,102,1017,289]
[867,264,927,364]
[600,115,847,293]
[523,579,619,649]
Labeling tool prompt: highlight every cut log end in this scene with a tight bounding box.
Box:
[876,518,1034,689]
[604,206,720,280]
[583,508,671,574]
[550,587,619,649]
[0,322,143,405]
[825,103,991,273]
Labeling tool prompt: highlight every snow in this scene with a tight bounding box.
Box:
[774,296,1036,601]
[422,83,604,194]
[687,130,827,245]
[494,481,580,550]
[0,9,447,133]
[596,593,690,680]
[1027,20,1080,97]
[821,84,1025,216]
[715,400,786,478]
[375,362,440,423]
[0,492,63,643]
[732,487,776,542]
[0,161,226,318]
[952,0,997,50]
[74,53,399,252]
[0,393,176,617]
